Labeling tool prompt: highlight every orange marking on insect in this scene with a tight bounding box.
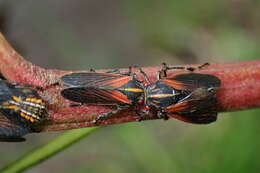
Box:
[31,98,38,102]
[21,113,29,120]
[25,115,29,120]
[28,97,43,104]
[25,98,32,102]
[110,90,131,104]
[6,105,20,110]
[21,112,39,123]
[20,113,26,118]
[161,79,190,90]
[12,96,21,102]
[36,99,43,104]
[27,97,35,102]
[169,114,191,123]
[104,75,132,88]
[30,117,36,123]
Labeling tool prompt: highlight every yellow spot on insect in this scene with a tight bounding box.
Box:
[20,113,26,118]
[123,88,144,92]
[5,105,19,110]
[26,97,43,104]
[12,96,21,102]
[25,115,29,120]
[26,98,31,102]
[20,113,37,123]
[35,99,43,104]
[149,93,180,98]
[153,100,160,104]
[30,117,36,123]
[26,115,31,121]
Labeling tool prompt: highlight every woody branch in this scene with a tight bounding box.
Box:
[0,33,259,132]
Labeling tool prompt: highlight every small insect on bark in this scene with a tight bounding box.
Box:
[142,63,221,124]
[61,69,144,123]
[0,80,48,142]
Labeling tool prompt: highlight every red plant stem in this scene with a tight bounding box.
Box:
[0,33,259,132]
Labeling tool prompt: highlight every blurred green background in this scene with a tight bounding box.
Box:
[0,0,260,173]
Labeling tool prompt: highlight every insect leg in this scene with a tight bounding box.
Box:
[69,103,83,107]
[157,110,169,120]
[197,62,210,69]
[92,105,129,124]
[137,107,169,121]
[138,68,151,85]
[159,62,210,78]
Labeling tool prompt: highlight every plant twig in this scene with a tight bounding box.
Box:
[0,32,259,132]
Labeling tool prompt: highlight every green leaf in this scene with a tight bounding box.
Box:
[0,127,100,173]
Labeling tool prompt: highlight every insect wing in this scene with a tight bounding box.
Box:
[0,113,28,142]
[162,73,221,90]
[166,87,217,113]
[169,112,217,124]
[61,72,131,89]
[165,87,218,124]
[61,72,138,104]
[61,87,131,104]
[0,80,13,98]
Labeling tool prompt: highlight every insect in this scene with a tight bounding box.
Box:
[61,64,221,124]
[61,69,144,123]
[0,80,48,142]
[141,63,221,124]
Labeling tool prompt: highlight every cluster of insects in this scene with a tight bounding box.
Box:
[0,63,221,142]
[61,63,221,124]
[0,80,48,142]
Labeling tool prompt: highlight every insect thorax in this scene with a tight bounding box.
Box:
[145,81,187,109]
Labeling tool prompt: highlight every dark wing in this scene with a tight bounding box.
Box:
[0,113,28,142]
[61,87,131,104]
[166,88,218,114]
[169,112,217,124]
[61,72,132,89]
[0,80,13,102]
[165,87,218,124]
[161,73,221,90]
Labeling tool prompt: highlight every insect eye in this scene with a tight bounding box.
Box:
[145,105,150,110]
[208,88,215,92]
[137,100,143,104]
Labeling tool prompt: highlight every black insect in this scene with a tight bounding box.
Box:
[0,80,48,142]
[61,63,221,124]
[61,70,144,122]
[141,63,221,124]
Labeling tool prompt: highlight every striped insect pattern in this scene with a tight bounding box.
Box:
[0,80,48,142]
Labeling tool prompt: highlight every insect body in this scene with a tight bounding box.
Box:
[61,64,221,124]
[0,80,48,142]
[61,72,144,122]
[144,72,221,124]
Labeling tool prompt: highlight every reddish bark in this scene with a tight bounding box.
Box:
[0,33,259,132]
